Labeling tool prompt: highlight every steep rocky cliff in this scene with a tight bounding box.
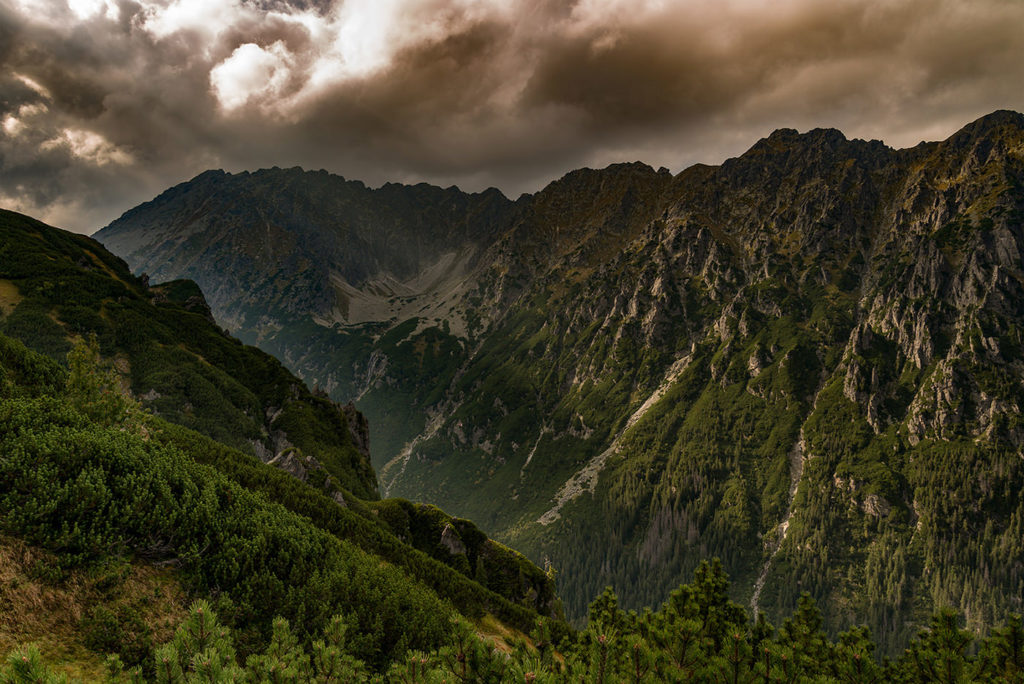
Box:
[96,110,1024,652]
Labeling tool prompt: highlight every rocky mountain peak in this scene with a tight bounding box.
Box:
[948,109,1024,144]
[96,167,519,331]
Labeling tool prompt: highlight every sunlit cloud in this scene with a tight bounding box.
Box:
[67,0,119,21]
[41,129,134,166]
[13,74,52,100]
[211,42,297,112]
[2,117,22,137]
[138,0,246,41]
[1,103,49,137]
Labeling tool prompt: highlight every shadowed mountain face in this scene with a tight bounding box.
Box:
[97,110,1024,651]
[101,167,514,335]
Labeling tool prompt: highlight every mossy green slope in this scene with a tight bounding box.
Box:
[0,318,563,672]
[0,332,450,669]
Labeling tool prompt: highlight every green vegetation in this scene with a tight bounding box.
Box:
[365,184,1024,664]
[153,422,558,629]
[253,315,471,473]
[0,336,450,669]
[8,110,1024,676]
[368,499,556,614]
[5,294,1016,679]
[0,330,562,655]
[0,208,570,677]
[0,209,377,500]
[5,559,1024,682]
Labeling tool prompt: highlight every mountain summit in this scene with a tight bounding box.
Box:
[96,111,1024,652]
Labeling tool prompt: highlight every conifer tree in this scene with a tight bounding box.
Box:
[65,334,141,429]
[707,629,756,684]
[244,617,308,683]
[976,615,1024,682]
[689,559,748,649]
[155,600,244,684]
[386,651,436,683]
[777,594,831,677]
[309,615,366,682]
[901,609,978,683]
[435,620,511,683]
[0,645,68,684]
[625,635,655,684]
[527,620,560,676]
[833,626,884,683]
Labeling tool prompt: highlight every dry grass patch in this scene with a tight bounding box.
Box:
[0,280,21,317]
[472,614,532,655]
[0,535,188,680]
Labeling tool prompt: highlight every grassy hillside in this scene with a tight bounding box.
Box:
[0,332,452,667]
[0,208,376,501]
[0,534,187,682]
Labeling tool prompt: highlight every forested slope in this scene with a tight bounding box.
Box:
[0,208,377,500]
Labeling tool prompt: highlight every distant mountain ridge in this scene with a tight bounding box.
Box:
[96,110,1024,652]
[103,167,513,337]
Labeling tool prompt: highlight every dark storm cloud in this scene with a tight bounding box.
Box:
[519,0,1024,148]
[1,0,1023,233]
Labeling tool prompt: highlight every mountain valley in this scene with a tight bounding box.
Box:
[87,109,1024,653]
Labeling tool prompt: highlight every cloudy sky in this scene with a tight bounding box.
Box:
[2,0,1024,234]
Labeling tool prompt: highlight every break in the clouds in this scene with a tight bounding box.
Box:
[2,0,1024,233]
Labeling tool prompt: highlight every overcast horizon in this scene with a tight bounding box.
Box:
[3,0,1024,234]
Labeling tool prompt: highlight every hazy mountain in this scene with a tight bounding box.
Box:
[96,110,1024,651]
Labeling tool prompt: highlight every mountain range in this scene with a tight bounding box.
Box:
[95,110,1024,653]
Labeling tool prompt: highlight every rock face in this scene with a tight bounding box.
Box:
[440,523,467,556]
[340,402,371,460]
[97,110,1024,653]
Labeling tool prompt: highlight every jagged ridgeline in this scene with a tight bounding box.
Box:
[97,110,1024,652]
[0,209,562,671]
